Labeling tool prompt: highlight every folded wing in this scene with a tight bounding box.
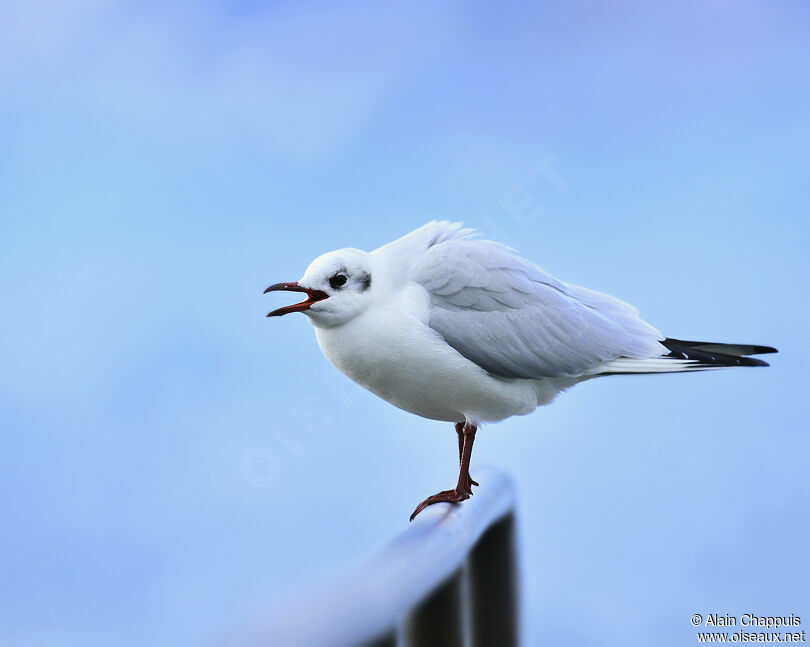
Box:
[412,236,667,378]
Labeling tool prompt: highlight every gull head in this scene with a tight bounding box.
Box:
[264,248,373,328]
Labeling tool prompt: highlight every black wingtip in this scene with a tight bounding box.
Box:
[663,338,778,358]
[742,357,770,367]
[662,338,775,368]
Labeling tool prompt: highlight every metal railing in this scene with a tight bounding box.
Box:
[239,466,518,647]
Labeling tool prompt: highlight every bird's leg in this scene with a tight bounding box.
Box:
[455,422,479,488]
[410,422,478,521]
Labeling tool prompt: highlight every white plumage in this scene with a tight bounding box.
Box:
[294,222,662,422]
[265,221,775,518]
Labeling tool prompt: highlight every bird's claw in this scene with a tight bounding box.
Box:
[409,486,473,521]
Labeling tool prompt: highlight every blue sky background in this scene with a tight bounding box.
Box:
[2,1,809,644]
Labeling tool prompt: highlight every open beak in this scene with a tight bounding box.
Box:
[264,282,329,317]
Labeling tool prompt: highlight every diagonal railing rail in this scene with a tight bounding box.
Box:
[239,465,518,646]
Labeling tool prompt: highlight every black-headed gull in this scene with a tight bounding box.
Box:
[265,222,776,520]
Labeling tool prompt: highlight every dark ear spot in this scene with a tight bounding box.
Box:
[358,273,372,291]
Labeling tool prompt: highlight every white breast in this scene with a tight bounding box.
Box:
[312,286,544,423]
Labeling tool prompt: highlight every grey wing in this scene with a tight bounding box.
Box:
[412,238,666,378]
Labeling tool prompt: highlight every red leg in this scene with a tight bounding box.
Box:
[410,422,479,521]
[456,422,479,489]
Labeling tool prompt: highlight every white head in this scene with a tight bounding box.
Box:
[264,248,374,328]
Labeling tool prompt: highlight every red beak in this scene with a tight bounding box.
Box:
[264,282,329,317]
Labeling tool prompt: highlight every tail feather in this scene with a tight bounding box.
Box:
[600,337,777,374]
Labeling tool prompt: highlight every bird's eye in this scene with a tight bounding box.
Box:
[329,274,348,289]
